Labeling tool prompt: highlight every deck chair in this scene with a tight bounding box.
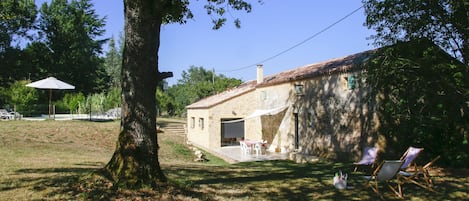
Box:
[354,146,379,172]
[400,146,424,171]
[398,155,441,191]
[364,160,404,198]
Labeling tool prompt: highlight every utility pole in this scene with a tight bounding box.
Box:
[212,68,215,85]
[212,68,215,94]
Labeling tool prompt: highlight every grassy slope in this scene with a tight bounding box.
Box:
[0,120,468,200]
[0,121,117,200]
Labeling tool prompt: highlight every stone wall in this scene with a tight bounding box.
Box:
[297,71,379,161]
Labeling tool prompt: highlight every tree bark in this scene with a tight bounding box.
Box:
[105,0,166,187]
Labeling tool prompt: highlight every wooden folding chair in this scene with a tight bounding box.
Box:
[354,146,379,172]
[400,146,424,171]
[364,160,404,198]
[398,155,441,191]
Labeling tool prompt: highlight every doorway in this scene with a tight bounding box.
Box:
[221,118,244,146]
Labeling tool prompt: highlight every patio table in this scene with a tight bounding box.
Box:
[241,140,267,156]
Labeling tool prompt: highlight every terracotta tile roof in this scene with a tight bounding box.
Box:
[258,49,375,87]
[186,49,375,109]
[186,80,257,109]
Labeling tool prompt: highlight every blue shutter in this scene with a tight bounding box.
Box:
[348,75,356,89]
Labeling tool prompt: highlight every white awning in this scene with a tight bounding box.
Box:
[244,105,288,119]
[220,105,288,124]
[221,118,245,124]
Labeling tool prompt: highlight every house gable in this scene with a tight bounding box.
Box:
[186,80,256,109]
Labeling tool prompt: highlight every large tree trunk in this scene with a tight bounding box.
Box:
[105,0,166,187]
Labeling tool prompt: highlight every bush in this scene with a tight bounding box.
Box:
[62,92,85,114]
[0,80,39,116]
[104,87,121,110]
[78,88,121,115]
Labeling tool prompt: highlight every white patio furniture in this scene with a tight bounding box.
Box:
[0,109,15,120]
[239,141,252,154]
[254,143,262,156]
[242,139,268,156]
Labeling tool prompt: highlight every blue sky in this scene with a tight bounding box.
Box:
[36,0,375,86]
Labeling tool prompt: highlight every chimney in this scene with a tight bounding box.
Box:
[257,64,264,84]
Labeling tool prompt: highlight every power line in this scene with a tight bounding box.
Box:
[219,5,364,73]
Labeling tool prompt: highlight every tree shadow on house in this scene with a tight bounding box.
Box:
[284,56,377,162]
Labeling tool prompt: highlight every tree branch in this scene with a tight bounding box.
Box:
[158,71,173,80]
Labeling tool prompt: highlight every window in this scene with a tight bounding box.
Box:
[190,117,195,128]
[199,118,204,129]
[347,75,356,89]
[343,75,356,90]
[294,84,304,96]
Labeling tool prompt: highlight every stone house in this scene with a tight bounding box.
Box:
[186,49,379,161]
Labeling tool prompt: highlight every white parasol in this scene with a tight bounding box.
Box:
[26,77,75,119]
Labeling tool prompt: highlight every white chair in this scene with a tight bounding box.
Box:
[254,143,262,156]
[239,141,251,154]
[239,141,245,153]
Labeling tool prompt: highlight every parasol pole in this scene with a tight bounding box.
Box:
[49,89,52,119]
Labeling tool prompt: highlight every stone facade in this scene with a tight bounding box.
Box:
[186,49,380,161]
[186,83,258,149]
[292,72,378,160]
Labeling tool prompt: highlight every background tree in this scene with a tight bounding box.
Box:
[363,39,469,167]
[166,66,242,116]
[35,0,107,94]
[363,0,469,167]
[104,37,122,89]
[363,0,469,68]
[0,0,37,86]
[156,80,173,116]
[105,0,252,187]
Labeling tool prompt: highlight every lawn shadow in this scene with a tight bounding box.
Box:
[1,162,105,199]
[163,160,378,200]
[75,118,116,122]
[3,159,467,200]
[163,160,468,200]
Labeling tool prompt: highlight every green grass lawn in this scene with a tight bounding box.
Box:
[0,120,468,200]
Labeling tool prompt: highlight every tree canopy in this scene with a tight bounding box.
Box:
[0,0,108,109]
[363,39,469,167]
[161,66,242,116]
[0,0,36,52]
[0,0,107,92]
[362,0,469,167]
[0,0,37,86]
[363,0,469,67]
[36,0,107,93]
